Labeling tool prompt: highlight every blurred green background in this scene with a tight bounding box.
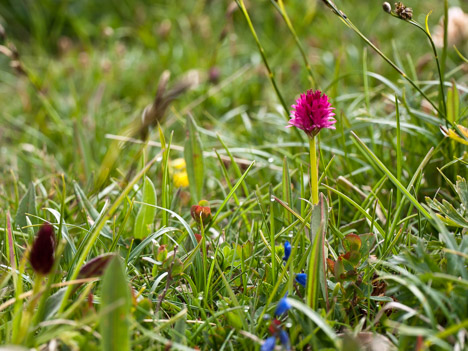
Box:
[0,0,466,186]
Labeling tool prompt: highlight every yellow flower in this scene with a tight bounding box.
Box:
[170,158,187,170]
[168,158,189,187]
[442,124,468,146]
[173,171,189,188]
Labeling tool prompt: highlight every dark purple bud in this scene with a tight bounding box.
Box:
[29,223,55,275]
[78,253,115,279]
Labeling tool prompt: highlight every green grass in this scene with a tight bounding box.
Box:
[0,0,467,350]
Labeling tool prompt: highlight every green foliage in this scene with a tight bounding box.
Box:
[14,183,36,229]
[0,0,467,350]
[184,115,205,204]
[100,257,131,351]
[134,176,157,239]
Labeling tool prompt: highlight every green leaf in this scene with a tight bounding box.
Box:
[343,234,361,252]
[44,288,66,320]
[100,257,132,351]
[447,82,459,124]
[334,257,345,281]
[282,157,293,223]
[343,250,361,267]
[45,208,77,255]
[307,194,329,310]
[15,183,36,229]
[73,181,113,240]
[134,176,157,239]
[456,176,467,209]
[184,115,204,203]
[128,227,178,263]
[286,298,337,345]
[359,233,376,256]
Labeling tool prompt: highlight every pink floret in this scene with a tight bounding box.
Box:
[288,90,336,137]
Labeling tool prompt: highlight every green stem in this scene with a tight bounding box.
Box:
[16,275,42,344]
[442,0,448,88]
[321,0,442,117]
[309,135,319,205]
[408,19,447,119]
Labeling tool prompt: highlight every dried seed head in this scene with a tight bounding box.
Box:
[382,2,392,13]
[395,2,413,20]
[29,223,55,275]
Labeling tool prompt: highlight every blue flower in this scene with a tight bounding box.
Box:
[295,273,307,287]
[283,241,291,262]
[274,294,291,316]
[261,336,276,351]
[278,330,291,351]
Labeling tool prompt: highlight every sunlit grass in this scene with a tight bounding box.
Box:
[0,0,467,350]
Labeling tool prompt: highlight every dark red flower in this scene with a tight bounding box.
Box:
[29,223,55,275]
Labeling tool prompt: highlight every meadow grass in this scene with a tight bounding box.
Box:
[0,0,467,350]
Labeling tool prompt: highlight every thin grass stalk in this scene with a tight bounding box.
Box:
[320,0,442,117]
[269,185,277,280]
[406,18,447,118]
[441,0,448,91]
[395,96,403,208]
[235,0,288,114]
[272,0,316,88]
[235,0,304,142]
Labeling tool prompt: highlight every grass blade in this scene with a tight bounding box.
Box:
[184,114,204,203]
[134,176,157,239]
[351,131,432,220]
[100,257,131,351]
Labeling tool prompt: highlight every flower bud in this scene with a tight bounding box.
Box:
[208,66,220,84]
[78,253,115,279]
[29,223,55,275]
[190,200,211,225]
[382,2,391,13]
[157,245,168,262]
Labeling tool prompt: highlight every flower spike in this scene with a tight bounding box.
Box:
[288,90,336,137]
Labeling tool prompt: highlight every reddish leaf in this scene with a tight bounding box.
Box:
[343,250,361,267]
[326,258,335,273]
[343,234,361,252]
